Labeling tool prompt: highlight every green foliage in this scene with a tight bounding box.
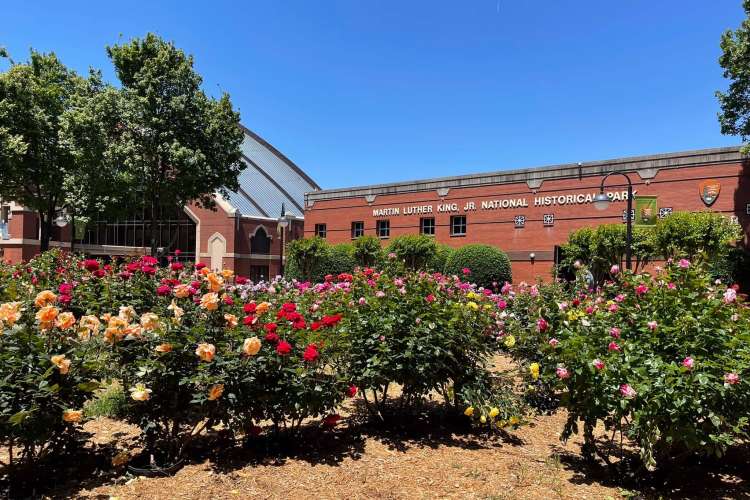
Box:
[285,237,329,282]
[385,234,438,271]
[84,383,127,419]
[352,235,384,268]
[717,0,750,151]
[445,244,512,289]
[650,211,742,260]
[505,262,750,468]
[428,244,454,273]
[318,244,357,280]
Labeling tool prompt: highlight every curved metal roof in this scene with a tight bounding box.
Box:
[224,126,319,219]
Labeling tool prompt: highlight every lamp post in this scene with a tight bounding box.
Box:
[277,203,289,277]
[593,171,633,270]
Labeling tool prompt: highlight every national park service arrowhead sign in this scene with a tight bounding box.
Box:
[699,180,721,206]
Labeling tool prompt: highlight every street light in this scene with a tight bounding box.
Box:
[277,203,289,277]
[593,171,634,270]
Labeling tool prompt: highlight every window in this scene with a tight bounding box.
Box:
[351,221,365,239]
[450,215,466,236]
[376,220,390,239]
[250,227,271,254]
[315,223,327,238]
[514,215,526,228]
[250,265,269,283]
[543,214,554,227]
[420,217,435,236]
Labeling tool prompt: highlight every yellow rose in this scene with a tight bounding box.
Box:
[466,301,479,311]
[509,416,520,426]
[489,407,500,419]
[464,406,475,417]
[200,293,219,311]
[207,384,224,401]
[155,343,173,354]
[140,313,160,331]
[503,335,516,348]
[129,384,151,401]
[55,311,76,330]
[529,362,540,381]
[51,354,71,375]
[0,302,22,326]
[173,284,191,298]
[34,290,57,308]
[221,269,234,279]
[62,409,83,423]
[224,313,238,328]
[480,415,487,424]
[242,337,262,356]
[466,292,479,300]
[195,342,216,362]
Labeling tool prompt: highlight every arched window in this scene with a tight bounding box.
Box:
[250,226,271,254]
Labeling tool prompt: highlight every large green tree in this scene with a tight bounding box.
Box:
[0,50,102,251]
[103,33,245,255]
[717,0,750,151]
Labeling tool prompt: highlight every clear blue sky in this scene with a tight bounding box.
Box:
[1,1,745,189]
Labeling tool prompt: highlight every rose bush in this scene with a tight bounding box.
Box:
[503,260,750,468]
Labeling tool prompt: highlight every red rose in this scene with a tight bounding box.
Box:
[191,280,202,289]
[302,344,319,362]
[293,319,306,330]
[264,322,278,332]
[174,249,182,256]
[126,262,140,273]
[93,269,106,278]
[322,314,343,327]
[235,276,248,285]
[195,262,206,270]
[276,340,292,355]
[223,295,234,305]
[324,274,334,282]
[244,303,257,314]
[281,302,297,313]
[141,266,156,275]
[311,321,322,331]
[322,414,341,427]
[243,315,256,326]
[171,262,184,271]
[119,271,132,280]
[265,331,279,343]
[59,294,72,305]
[157,285,172,296]
[83,259,100,271]
[58,283,73,295]
[347,385,358,398]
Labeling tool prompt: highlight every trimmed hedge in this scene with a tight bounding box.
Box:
[386,235,437,271]
[445,244,512,289]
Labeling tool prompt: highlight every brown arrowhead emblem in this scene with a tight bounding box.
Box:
[699,180,720,206]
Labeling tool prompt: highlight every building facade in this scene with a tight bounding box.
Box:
[304,147,750,283]
[0,126,318,279]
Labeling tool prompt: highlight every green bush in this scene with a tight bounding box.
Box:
[385,234,437,271]
[428,244,454,273]
[352,235,383,268]
[285,237,328,282]
[318,244,357,279]
[445,244,512,289]
[651,211,742,260]
[84,383,127,419]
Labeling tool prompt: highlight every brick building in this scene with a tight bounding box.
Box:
[0,125,318,280]
[304,147,750,283]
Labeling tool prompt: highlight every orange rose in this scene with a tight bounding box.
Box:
[195,342,216,362]
[155,343,173,354]
[0,302,22,326]
[55,311,76,330]
[221,269,234,279]
[37,305,59,330]
[206,272,224,292]
[62,409,83,423]
[51,354,71,375]
[242,336,262,356]
[34,290,57,308]
[104,316,128,343]
[200,293,219,311]
[207,384,224,401]
[256,302,271,315]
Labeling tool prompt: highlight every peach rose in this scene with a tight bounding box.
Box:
[173,284,191,298]
[34,290,57,308]
[118,305,136,322]
[224,313,238,328]
[200,293,219,311]
[0,302,22,326]
[62,409,83,423]
[140,313,160,331]
[242,336,262,356]
[168,300,184,324]
[129,384,151,401]
[207,384,225,401]
[256,302,271,315]
[51,354,71,375]
[104,316,128,343]
[37,306,60,330]
[195,342,216,362]
[55,311,76,330]
[155,343,173,354]
[79,315,101,333]
[206,272,224,292]
[221,269,234,279]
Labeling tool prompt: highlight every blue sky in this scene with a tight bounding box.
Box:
[1,1,745,189]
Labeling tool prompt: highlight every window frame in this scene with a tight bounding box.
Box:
[351,221,365,239]
[450,215,467,237]
[376,219,390,239]
[314,223,327,239]
[419,217,436,236]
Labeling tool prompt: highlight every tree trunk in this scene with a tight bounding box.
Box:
[150,195,159,257]
[39,210,51,253]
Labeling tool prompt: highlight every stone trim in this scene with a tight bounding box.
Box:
[306,146,744,203]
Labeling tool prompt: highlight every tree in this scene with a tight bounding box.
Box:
[717,0,750,152]
[0,50,97,251]
[102,33,245,255]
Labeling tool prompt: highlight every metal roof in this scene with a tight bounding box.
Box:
[223,126,319,219]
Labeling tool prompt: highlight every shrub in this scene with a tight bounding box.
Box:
[285,237,328,282]
[428,243,454,273]
[505,261,750,468]
[445,244,511,289]
[318,244,357,280]
[352,235,383,268]
[651,211,742,260]
[84,383,127,419]
[385,234,437,270]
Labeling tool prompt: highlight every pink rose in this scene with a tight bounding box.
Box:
[548,338,560,347]
[537,318,549,332]
[610,265,620,275]
[462,268,471,276]
[647,321,658,331]
[620,384,637,398]
[678,258,690,269]
[724,288,737,304]
[682,357,694,370]
[556,367,570,379]
[608,341,621,352]
[725,372,740,385]
[592,358,605,370]
[636,284,649,296]
[610,327,621,338]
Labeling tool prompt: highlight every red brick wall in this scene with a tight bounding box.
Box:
[305,162,750,283]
